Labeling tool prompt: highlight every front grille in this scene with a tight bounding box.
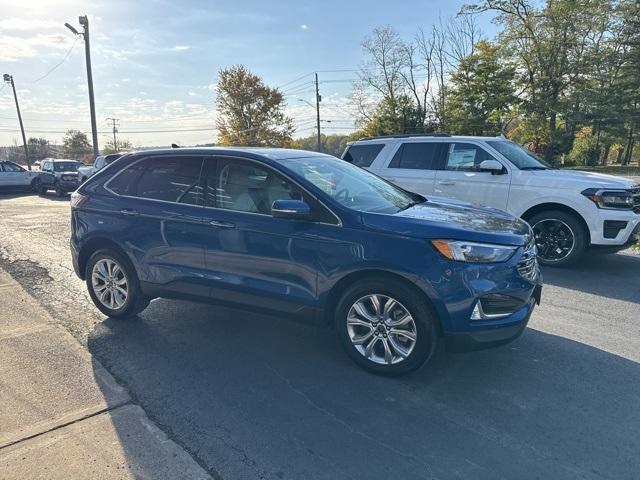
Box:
[630,185,640,214]
[517,238,539,282]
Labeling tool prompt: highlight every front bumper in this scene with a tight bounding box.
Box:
[59,180,80,192]
[589,209,640,246]
[444,287,539,352]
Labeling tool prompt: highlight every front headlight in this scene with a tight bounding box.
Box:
[431,240,517,263]
[581,188,633,210]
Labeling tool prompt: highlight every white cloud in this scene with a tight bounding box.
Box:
[300,24,309,30]
[0,33,73,61]
[172,45,190,51]
[0,18,59,31]
[207,83,217,92]
[188,91,197,96]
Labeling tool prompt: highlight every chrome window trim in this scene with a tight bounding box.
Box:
[103,153,343,227]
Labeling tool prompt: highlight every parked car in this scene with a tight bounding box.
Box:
[343,134,640,266]
[79,153,123,183]
[35,159,82,197]
[70,148,541,375]
[0,160,40,191]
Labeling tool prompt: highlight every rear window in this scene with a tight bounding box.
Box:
[388,143,443,170]
[107,156,204,205]
[342,144,384,167]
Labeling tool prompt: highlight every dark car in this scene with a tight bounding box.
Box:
[35,159,82,197]
[70,148,541,375]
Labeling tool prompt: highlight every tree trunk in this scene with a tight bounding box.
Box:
[544,112,557,163]
[623,125,635,165]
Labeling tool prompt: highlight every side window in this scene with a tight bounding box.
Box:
[4,162,23,172]
[444,143,496,171]
[388,143,443,170]
[203,158,338,223]
[107,156,204,205]
[0,163,5,172]
[94,157,104,170]
[342,144,384,167]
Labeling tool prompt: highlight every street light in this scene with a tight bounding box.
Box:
[3,74,30,170]
[65,15,99,159]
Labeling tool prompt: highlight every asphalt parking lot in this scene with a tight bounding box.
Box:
[1,192,639,480]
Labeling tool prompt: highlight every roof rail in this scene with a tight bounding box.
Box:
[358,132,451,141]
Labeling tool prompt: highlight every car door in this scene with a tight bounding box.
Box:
[40,161,55,187]
[376,142,445,196]
[199,155,341,315]
[103,154,211,297]
[1,161,29,186]
[434,142,511,209]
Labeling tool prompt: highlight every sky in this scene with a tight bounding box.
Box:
[0,0,496,148]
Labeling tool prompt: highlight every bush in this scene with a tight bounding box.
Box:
[568,127,600,166]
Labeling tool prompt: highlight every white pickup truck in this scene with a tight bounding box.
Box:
[78,153,123,183]
[342,134,640,266]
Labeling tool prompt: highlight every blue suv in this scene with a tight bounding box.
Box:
[70,148,541,375]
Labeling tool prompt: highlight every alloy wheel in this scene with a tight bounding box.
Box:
[532,218,576,263]
[91,258,128,310]
[346,294,417,365]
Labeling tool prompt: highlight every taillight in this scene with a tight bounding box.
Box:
[70,191,88,209]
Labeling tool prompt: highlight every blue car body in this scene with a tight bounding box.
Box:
[70,148,541,351]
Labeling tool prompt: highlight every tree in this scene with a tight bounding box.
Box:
[292,134,351,157]
[215,65,294,147]
[446,40,517,135]
[61,130,92,160]
[102,139,133,154]
[27,137,50,161]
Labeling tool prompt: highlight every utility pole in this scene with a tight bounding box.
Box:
[107,117,119,151]
[2,74,30,170]
[315,72,321,152]
[65,15,99,159]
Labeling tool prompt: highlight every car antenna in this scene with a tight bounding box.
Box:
[171,143,180,148]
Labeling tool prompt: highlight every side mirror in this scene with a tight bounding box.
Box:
[479,159,505,174]
[271,199,312,220]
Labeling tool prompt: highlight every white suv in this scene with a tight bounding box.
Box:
[342,134,640,266]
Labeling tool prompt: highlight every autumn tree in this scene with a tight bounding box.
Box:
[215,65,294,147]
[102,138,133,154]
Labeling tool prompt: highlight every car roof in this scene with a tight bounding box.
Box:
[350,135,506,145]
[127,147,333,161]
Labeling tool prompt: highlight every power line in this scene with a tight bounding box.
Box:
[28,36,80,84]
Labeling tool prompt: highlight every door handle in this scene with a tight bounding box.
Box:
[120,208,139,216]
[209,220,236,229]
[437,180,456,186]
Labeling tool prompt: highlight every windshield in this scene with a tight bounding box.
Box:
[487,141,552,170]
[53,162,80,172]
[279,156,422,214]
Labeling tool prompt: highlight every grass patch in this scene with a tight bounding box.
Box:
[563,164,640,176]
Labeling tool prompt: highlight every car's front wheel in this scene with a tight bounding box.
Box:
[335,278,438,375]
[54,182,64,197]
[85,249,149,318]
[529,210,587,267]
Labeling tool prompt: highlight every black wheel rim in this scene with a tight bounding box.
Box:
[532,219,575,262]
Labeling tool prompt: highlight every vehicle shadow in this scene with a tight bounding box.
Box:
[0,191,35,200]
[541,251,640,305]
[88,299,640,480]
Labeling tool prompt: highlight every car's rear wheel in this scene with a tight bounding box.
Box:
[335,278,438,375]
[86,249,149,318]
[529,210,587,267]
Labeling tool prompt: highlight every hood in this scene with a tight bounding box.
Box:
[515,169,637,190]
[361,199,531,246]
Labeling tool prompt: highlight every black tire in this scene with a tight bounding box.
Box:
[85,248,150,318]
[54,182,65,197]
[528,210,587,267]
[37,181,47,195]
[334,277,438,376]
